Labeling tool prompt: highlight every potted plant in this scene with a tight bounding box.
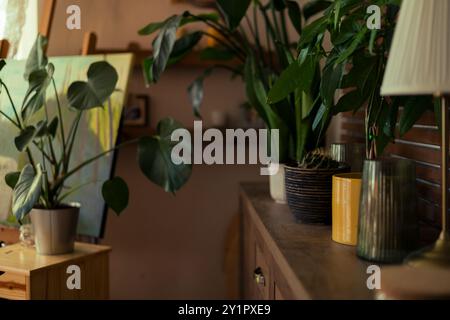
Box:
[286,0,430,260]
[0,35,191,255]
[138,0,329,204]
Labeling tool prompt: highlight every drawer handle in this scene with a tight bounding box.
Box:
[253,267,266,287]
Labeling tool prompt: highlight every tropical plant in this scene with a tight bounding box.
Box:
[269,0,435,160]
[139,0,332,164]
[0,35,191,223]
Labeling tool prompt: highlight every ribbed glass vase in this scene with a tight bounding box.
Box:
[357,159,419,263]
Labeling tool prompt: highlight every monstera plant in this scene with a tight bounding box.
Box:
[0,35,191,224]
[139,0,332,164]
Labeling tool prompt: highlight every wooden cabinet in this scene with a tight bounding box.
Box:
[0,242,110,300]
[241,183,374,300]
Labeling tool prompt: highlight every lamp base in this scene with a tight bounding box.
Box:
[406,232,450,268]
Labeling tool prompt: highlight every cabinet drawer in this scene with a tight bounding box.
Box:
[0,271,27,300]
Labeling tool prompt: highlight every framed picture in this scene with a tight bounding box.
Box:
[124,94,150,127]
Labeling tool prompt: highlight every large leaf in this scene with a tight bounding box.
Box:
[267,56,316,104]
[67,61,118,110]
[24,35,48,81]
[151,15,182,82]
[199,47,234,61]
[12,164,43,221]
[217,0,251,30]
[102,177,129,215]
[138,12,219,35]
[21,64,54,121]
[138,118,192,194]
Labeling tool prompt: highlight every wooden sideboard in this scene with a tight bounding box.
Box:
[240,183,374,300]
[0,242,110,300]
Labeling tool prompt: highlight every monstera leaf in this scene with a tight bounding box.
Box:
[12,164,43,221]
[67,61,118,110]
[24,35,48,81]
[138,118,191,194]
[102,177,129,215]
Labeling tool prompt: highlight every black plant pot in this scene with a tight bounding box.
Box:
[285,164,350,224]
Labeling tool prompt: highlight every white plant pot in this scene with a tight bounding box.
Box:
[269,163,287,204]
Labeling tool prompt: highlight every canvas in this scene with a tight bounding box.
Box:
[0,53,133,237]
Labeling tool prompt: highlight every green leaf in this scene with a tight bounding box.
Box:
[24,35,48,81]
[142,57,155,86]
[5,172,20,190]
[21,64,54,121]
[286,0,303,35]
[138,12,219,35]
[303,0,332,21]
[102,177,129,215]
[312,103,327,131]
[334,89,365,114]
[47,117,59,138]
[168,31,203,65]
[67,61,118,110]
[138,118,192,194]
[199,47,234,61]
[268,56,316,104]
[335,26,367,65]
[12,164,43,222]
[188,69,213,119]
[320,60,344,107]
[217,0,251,30]
[151,15,182,82]
[14,126,36,152]
[298,16,328,49]
[399,96,433,136]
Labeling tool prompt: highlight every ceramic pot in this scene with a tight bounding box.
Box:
[285,164,350,224]
[357,159,419,263]
[30,204,80,255]
[332,173,362,246]
[269,163,286,204]
[330,143,365,172]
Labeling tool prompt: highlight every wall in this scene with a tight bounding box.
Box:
[46,0,266,299]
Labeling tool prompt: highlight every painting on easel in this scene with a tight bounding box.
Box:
[0,53,133,238]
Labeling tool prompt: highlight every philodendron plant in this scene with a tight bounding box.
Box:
[0,35,191,223]
[139,0,331,164]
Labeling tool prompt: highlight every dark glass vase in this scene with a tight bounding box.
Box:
[357,159,419,263]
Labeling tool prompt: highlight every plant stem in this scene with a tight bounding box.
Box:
[52,78,67,156]
[201,31,246,62]
[51,138,140,194]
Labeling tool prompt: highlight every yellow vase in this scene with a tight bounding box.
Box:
[332,173,362,246]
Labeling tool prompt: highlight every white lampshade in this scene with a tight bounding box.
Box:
[381,0,450,96]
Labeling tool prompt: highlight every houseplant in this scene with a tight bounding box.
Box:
[0,35,191,255]
[138,0,330,204]
[271,0,428,259]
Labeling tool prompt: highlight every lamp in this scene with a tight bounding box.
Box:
[381,0,450,267]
